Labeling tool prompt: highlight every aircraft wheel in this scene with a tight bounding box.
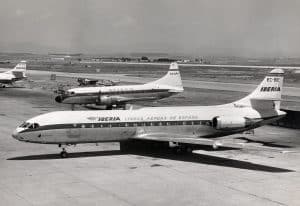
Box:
[60,151,68,158]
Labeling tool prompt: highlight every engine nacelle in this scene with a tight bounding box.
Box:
[212,116,251,130]
[98,95,119,106]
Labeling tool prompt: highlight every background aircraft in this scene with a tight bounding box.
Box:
[55,62,183,109]
[13,68,285,158]
[0,61,27,87]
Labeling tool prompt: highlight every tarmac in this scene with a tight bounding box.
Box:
[0,73,300,205]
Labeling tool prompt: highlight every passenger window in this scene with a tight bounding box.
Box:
[194,121,200,125]
[20,122,27,128]
[186,121,192,125]
[177,121,183,125]
[153,122,160,126]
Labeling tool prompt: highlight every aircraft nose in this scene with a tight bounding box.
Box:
[12,128,25,141]
[55,95,63,103]
[12,130,20,140]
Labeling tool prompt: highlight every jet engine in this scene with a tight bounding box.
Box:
[212,116,252,130]
[97,95,119,106]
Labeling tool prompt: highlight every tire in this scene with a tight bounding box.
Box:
[60,151,68,158]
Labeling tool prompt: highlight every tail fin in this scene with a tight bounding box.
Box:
[148,62,183,90]
[6,61,27,79]
[234,68,284,110]
[13,60,26,71]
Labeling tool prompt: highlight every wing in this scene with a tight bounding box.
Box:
[113,95,167,104]
[132,132,285,151]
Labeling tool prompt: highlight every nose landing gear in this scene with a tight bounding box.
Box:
[58,144,68,158]
[60,148,68,158]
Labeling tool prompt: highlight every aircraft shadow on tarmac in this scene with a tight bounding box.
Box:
[236,137,293,148]
[7,150,124,160]
[7,147,293,173]
[131,150,294,173]
[0,86,26,89]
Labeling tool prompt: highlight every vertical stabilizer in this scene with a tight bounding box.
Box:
[13,60,26,71]
[234,68,284,110]
[7,61,27,79]
[148,62,183,90]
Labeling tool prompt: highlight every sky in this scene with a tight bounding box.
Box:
[0,0,300,57]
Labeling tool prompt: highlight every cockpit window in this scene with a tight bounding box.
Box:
[19,122,39,129]
[20,122,30,128]
[67,91,75,95]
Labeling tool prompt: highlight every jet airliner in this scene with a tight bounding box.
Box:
[0,61,27,87]
[55,62,183,109]
[13,68,286,158]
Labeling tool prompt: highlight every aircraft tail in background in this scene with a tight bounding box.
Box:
[147,62,183,91]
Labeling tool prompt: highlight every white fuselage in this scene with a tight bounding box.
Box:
[12,104,285,144]
[57,83,182,105]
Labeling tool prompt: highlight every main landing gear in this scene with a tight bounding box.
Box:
[58,144,68,158]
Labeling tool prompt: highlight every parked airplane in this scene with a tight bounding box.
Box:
[13,68,286,158]
[54,62,183,109]
[0,61,27,87]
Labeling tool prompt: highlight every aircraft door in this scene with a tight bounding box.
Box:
[66,124,86,141]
